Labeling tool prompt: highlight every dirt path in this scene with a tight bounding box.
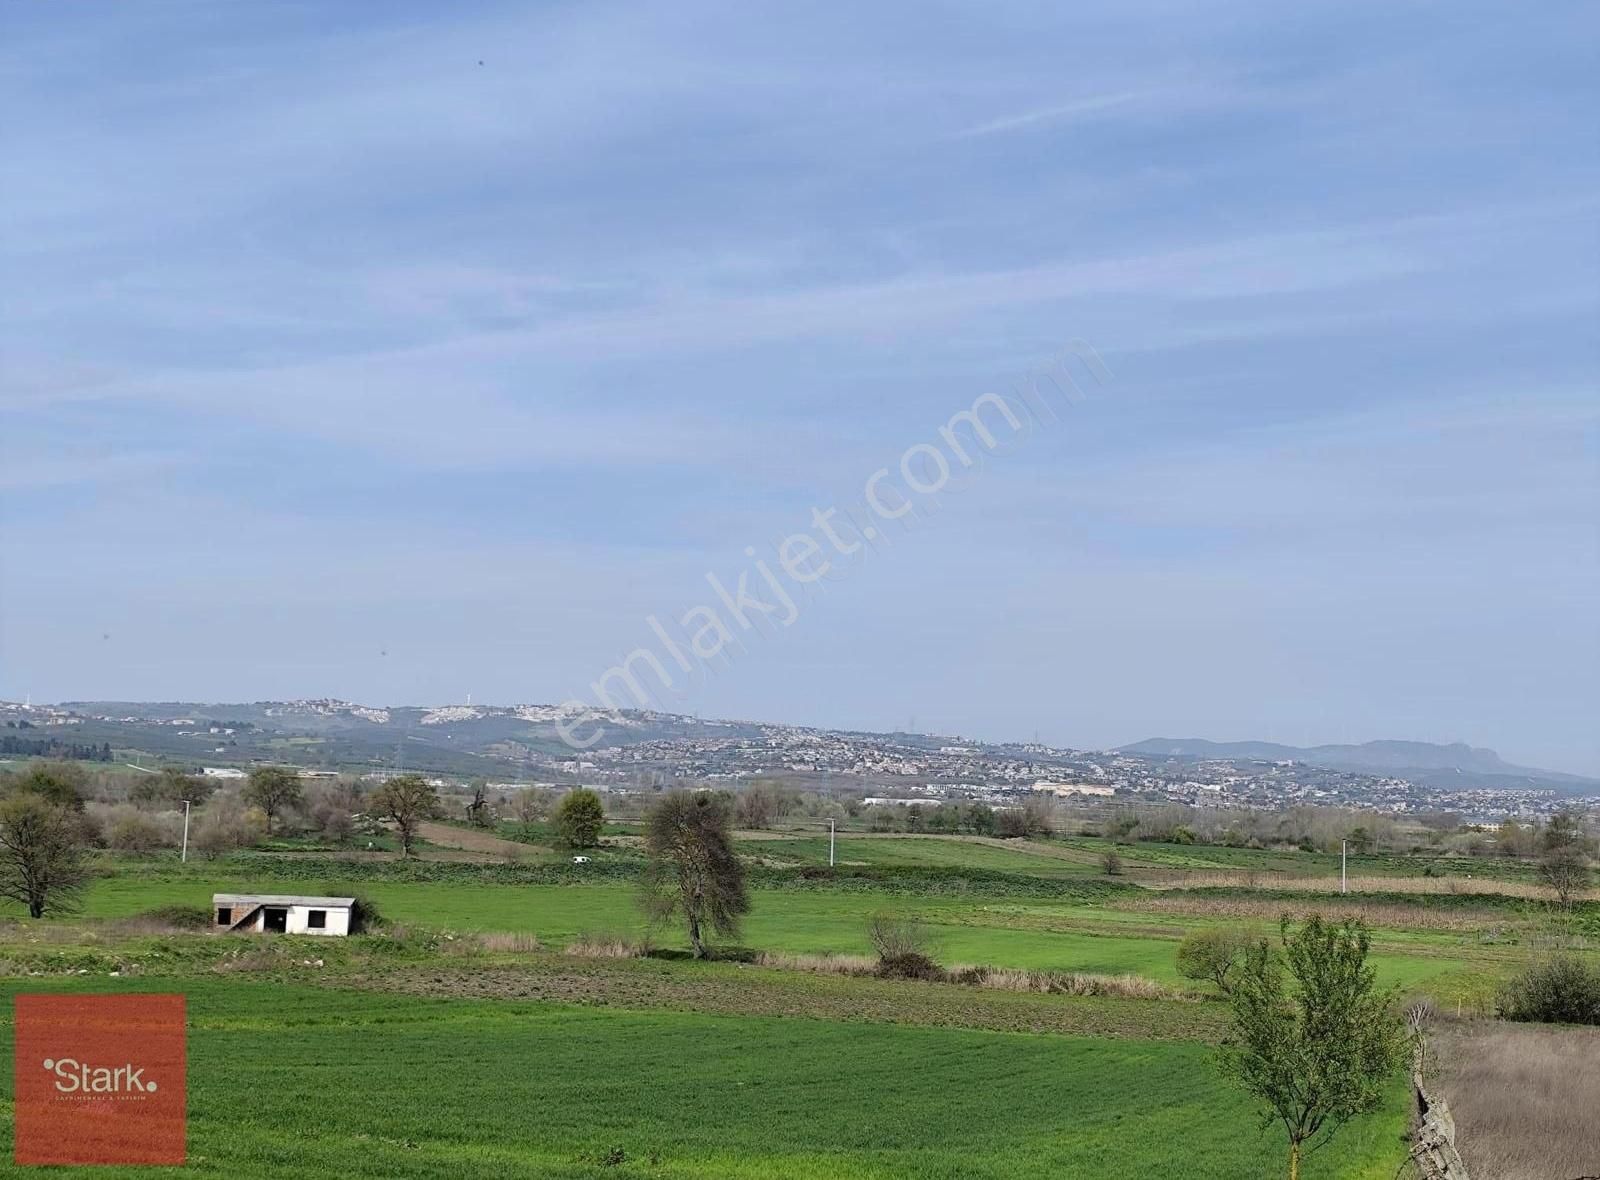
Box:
[418,821,539,859]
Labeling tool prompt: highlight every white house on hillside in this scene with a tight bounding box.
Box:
[213,893,354,936]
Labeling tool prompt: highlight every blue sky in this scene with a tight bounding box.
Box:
[2,2,1597,773]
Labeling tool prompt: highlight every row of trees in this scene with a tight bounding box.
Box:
[1087,800,1598,862]
[0,762,466,914]
[0,736,113,761]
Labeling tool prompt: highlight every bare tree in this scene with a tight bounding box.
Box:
[465,779,493,828]
[640,790,749,958]
[1539,842,1591,908]
[193,794,264,859]
[734,781,781,829]
[305,783,358,846]
[513,788,545,840]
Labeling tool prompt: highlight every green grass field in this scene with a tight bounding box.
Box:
[73,872,1532,999]
[5,834,1580,1178]
[744,835,1101,876]
[0,977,1409,1179]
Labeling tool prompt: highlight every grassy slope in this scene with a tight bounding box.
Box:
[746,835,1100,876]
[0,977,1409,1180]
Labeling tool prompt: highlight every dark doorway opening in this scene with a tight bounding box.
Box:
[263,907,288,933]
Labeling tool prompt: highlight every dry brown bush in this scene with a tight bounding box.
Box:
[948,964,1177,999]
[444,930,544,955]
[564,933,652,959]
[473,930,543,953]
[754,951,875,976]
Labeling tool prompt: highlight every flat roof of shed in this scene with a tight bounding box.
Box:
[212,894,355,908]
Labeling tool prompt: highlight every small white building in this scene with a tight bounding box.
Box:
[213,893,354,936]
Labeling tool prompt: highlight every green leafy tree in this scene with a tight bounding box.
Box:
[369,774,440,856]
[640,790,749,958]
[244,766,303,835]
[1541,809,1588,853]
[6,762,86,810]
[553,788,605,849]
[1176,927,1253,995]
[0,792,90,918]
[1219,915,1408,1180]
[158,766,215,806]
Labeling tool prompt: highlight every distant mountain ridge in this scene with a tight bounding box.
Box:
[6,698,1594,795]
[1119,737,1599,792]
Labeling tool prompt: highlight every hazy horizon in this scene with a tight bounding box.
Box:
[3,3,1597,776]
[13,694,1597,781]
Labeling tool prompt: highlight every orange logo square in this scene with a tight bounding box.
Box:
[14,994,186,1165]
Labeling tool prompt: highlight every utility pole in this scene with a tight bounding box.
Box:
[829,818,836,867]
[1340,840,1347,895]
[181,799,192,864]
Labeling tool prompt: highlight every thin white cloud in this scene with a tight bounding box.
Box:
[954,90,1147,138]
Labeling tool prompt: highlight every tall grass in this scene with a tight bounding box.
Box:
[951,965,1179,1000]
[752,951,1177,1000]
[1432,1021,1600,1180]
[564,932,653,958]
[755,951,876,976]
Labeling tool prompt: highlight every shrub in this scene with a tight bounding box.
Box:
[456,931,542,954]
[106,811,169,852]
[867,912,930,960]
[138,904,212,930]
[193,796,264,858]
[1101,847,1123,876]
[867,912,943,979]
[1175,927,1255,995]
[755,951,875,976]
[554,788,605,849]
[565,932,652,958]
[322,887,383,933]
[876,951,945,981]
[1498,955,1600,1025]
[962,965,1173,998]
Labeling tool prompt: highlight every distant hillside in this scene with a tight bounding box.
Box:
[1119,737,1599,793]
